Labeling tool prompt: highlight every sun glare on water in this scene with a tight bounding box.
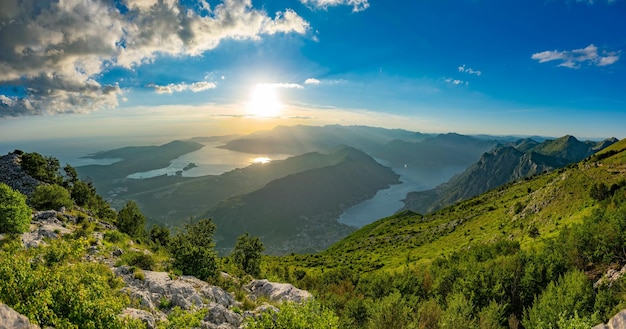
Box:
[252,157,271,164]
[246,84,282,118]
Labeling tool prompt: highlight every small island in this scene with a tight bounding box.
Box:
[182,162,197,171]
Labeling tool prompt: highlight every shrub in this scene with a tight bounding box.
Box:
[125,252,157,271]
[116,201,146,238]
[0,183,31,233]
[30,184,73,210]
[20,152,62,184]
[104,230,126,243]
[0,251,130,329]
[245,300,339,329]
[169,219,218,281]
[232,232,264,277]
[523,271,595,329]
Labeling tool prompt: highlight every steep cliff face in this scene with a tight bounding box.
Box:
[403,136,618,214]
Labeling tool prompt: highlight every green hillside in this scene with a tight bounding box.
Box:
[280,139,626,272]
[404,135,617,214]
[208,147,401,255]
[262,139,626,328]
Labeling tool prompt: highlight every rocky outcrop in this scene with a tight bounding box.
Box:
[593,309,626,329]
[0,303,40,329]
[244,279,312,303]
[21,210,72,248]
[0,152,41,196]
[594,264,626,289]
[114,267,242,329]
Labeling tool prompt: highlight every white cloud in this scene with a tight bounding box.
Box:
[304,78,321,85]
[576,0,617,4]
[0,0,309,117]
[259,83,304,89]
[190,81,218,92]
[458,64,482,76]
[299,0,370,12]
[148,81,217,94]
[444,78,468,86]
[531,44,620,69]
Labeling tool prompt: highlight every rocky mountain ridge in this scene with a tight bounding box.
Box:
[0,151,41,196]
[403,135,618,214]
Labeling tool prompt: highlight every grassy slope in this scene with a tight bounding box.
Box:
[274,139,626,275]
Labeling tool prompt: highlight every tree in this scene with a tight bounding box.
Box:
[20,152,62,184]
[0,183,31,233]
[149,224,171,248]
[116,201,146,238]
[590,182,609,201]
[169,219,218,280]
[30,184,73,210]
[232,232,265,277]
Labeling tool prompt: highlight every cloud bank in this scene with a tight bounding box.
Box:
[0,0,309,117]
[531,44,620,69]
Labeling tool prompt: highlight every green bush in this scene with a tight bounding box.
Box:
[124,252,157,271]
[30,184,73,210]
[116,201,146,238]
[245,300,339,329]
[232,232,264,277]
[0,250,130,328]
[0,183,31,233]
[104,230,126,243]
[169,219,218,281]
[20,152,62,185]
[523,271,596,329]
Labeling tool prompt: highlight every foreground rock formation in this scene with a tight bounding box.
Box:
[0,304,40,329]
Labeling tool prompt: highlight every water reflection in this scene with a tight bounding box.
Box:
[126,142,289,179]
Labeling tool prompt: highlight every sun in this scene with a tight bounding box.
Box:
[246,84,282,118]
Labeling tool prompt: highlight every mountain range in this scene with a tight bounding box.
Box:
[403,135,618,214]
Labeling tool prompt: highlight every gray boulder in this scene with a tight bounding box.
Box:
[244,279,312,303]
[114,267,242,328]
[201,303,242,328]
[594,310,626,329]
[0,303,40,329]
[121,308,158,329]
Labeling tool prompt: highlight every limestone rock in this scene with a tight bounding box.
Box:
[21,211,72,248]
[201,303,242,328]
[114,267,242,328]
[595,264,626,289]
[121,308,158,329]
[244,279,312,303]
[593,309,626,329]
[0,303,40,329]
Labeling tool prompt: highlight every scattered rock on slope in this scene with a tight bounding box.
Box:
[593,309,626,329]
[245,279,312,303]
[114,266,242,329]
[0,303,40,329]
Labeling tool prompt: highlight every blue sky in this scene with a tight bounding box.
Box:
[0,0,625,142]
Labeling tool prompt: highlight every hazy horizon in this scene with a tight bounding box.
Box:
[1,1,625,141]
